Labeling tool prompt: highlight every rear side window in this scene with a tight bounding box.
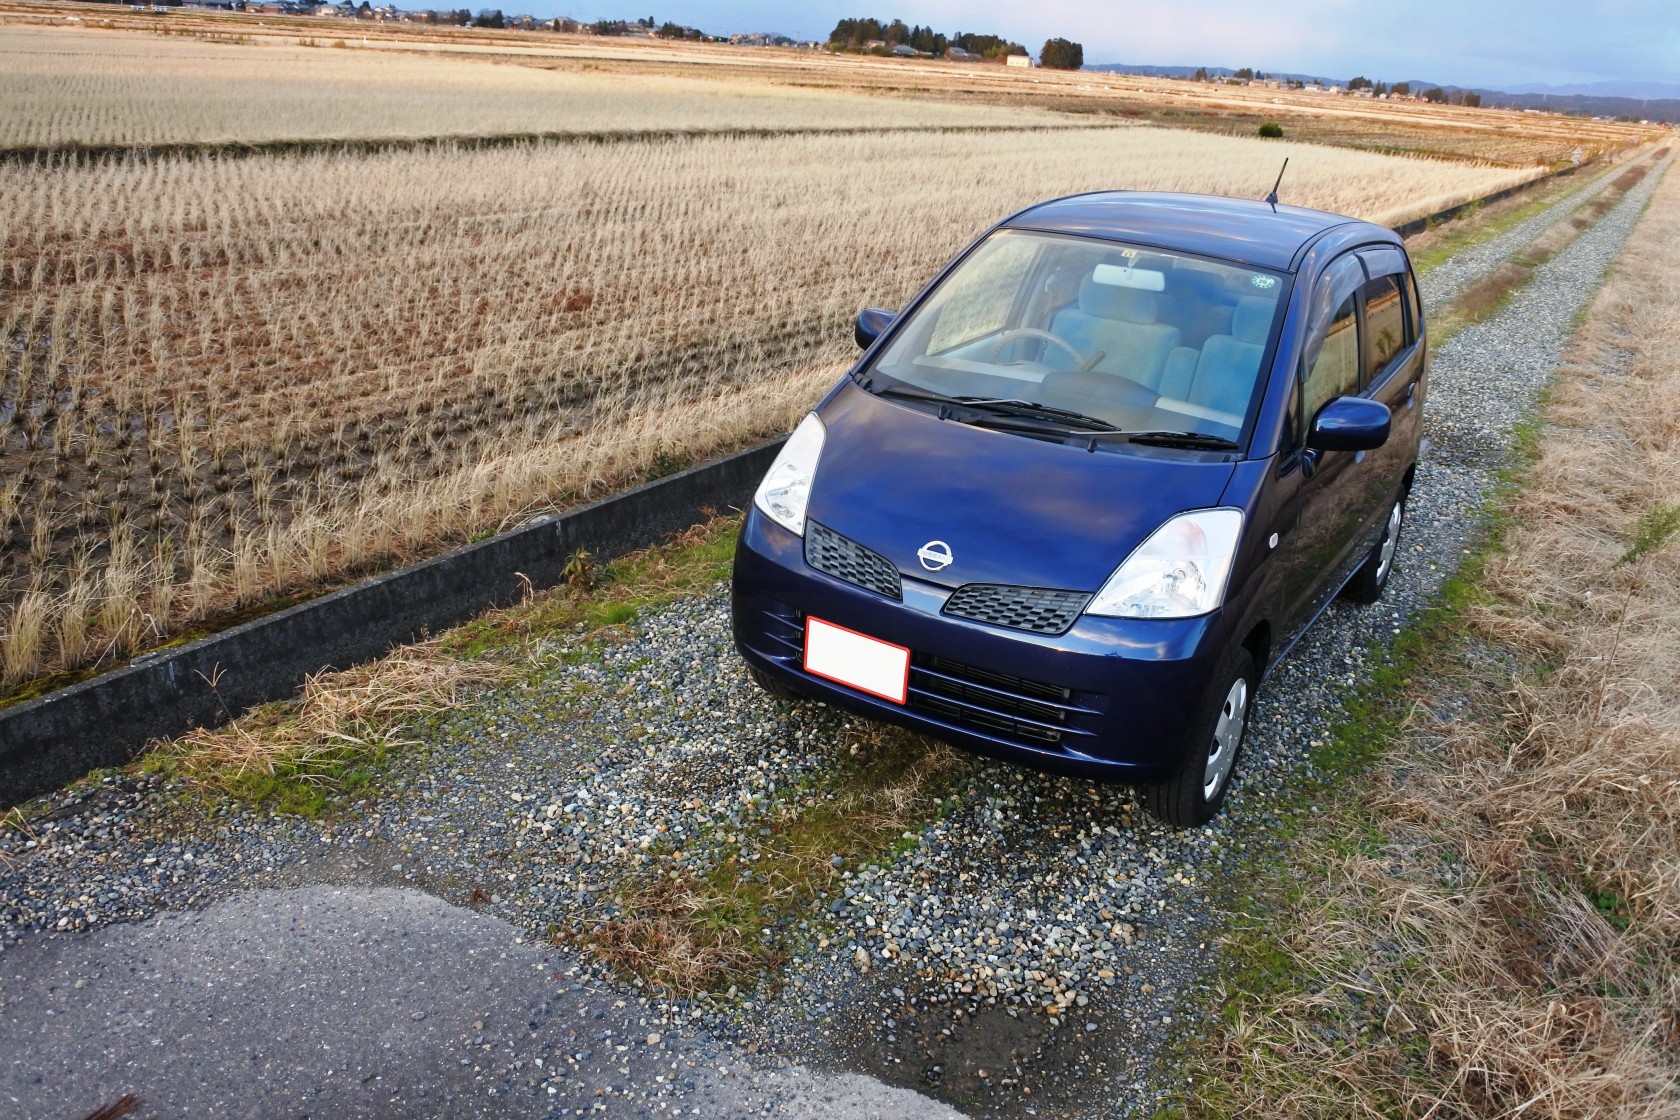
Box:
[1304,292,1359,420]
[1404,269,1423,339]
[1363,274,1406,380]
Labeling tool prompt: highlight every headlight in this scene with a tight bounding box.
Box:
[1086,508,1243,619]
[753,413,826,536]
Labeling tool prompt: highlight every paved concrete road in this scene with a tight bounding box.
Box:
[0,886,966,1120]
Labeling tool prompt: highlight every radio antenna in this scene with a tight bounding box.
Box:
[1265,158,1289,210]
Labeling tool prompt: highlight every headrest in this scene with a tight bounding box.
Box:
[1079,277,1160,324]
[1232,296,1276,344]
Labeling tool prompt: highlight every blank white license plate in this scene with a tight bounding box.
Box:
[803,617,910,705]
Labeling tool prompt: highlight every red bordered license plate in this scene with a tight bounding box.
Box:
[803,617,910,705]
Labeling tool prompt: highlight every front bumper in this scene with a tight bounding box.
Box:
[729,508,1231,782]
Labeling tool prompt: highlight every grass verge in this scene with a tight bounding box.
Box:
[142,514,744,815]
[1174,147,1679,1120]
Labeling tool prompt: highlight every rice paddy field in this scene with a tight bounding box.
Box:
[0,26,1076,149]
[0,9,1654,695]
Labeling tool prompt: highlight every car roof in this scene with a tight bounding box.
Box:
[1001,191,1380,272]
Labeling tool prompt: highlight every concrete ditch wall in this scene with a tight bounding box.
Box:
[0,441,784,807]
[1390,167,1570,239]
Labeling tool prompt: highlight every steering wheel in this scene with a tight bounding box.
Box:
[989,327,1088,367]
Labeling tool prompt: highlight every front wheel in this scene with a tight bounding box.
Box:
[747,662,803,703]
[1343,492,1405,604]
[1141,646,1257,828]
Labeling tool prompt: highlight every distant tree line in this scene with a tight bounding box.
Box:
[1180,67,1484,106]
[826,17,1026,59]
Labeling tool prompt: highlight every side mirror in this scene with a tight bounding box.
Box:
[1307,396,1391,452]
[854,307,896,350]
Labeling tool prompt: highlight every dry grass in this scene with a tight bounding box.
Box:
[0,125,1541,692]
[144,511,741,813]
[1189,160,1680,1118]
[146,639,514,812]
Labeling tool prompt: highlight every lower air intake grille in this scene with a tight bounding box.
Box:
[805,521,902,600]
[909,655,1080,747]
[941,584,1090,635]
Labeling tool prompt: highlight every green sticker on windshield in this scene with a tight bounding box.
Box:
[1250,275,1278,290]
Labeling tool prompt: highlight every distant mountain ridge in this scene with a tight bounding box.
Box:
[1087,63,1680,123]
[1088,63,1340,85]
[1504,79,1680,100]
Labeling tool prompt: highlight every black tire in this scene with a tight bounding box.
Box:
[1343,491,1405,604]
[1142,645,1257,828]
[747,663,803,703]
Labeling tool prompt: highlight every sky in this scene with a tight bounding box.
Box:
[541,0,1680,91]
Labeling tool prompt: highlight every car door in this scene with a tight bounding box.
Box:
[1354,248,1425,529]
[1274,253,1370,639]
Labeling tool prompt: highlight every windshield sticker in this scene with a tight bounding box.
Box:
[1250,275,1278,290]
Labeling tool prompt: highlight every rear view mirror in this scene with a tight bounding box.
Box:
[855,307,896,349]
[1091,263,1166,291]
[1308,396,1390,452]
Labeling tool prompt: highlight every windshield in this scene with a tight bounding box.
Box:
[865,230,1286,443]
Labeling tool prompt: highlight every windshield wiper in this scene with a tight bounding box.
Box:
[951,397,1119,432]
[1106,430,1240,451]
[866,384,1119,433]
[868,382,961,406]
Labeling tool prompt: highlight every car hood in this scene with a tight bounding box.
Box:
[807,383,1239,592]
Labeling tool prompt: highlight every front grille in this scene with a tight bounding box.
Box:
[942,584,1091,635]
[773,616,1106,753]
[908,654,1099,748]
[805,521,902,600]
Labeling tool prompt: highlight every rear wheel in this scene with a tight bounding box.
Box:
[1344,492,1405,604]
[1142,646,1256,828]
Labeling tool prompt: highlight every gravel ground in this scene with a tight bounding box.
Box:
[1,153,1668,1119]
[1419,157,1630,310]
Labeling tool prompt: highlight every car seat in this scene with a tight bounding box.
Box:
[1158,295,1275,419]
[1046,277,1182,389]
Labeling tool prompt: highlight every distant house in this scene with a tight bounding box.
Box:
[945,46,979,61]
[1005,53,1031,68]
[891,43,917,57]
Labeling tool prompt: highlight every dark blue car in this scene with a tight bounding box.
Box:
[731,191,1425,826]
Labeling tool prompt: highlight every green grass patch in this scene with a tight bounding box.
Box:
[442,515,741,660]
[1616,501,1680,567]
